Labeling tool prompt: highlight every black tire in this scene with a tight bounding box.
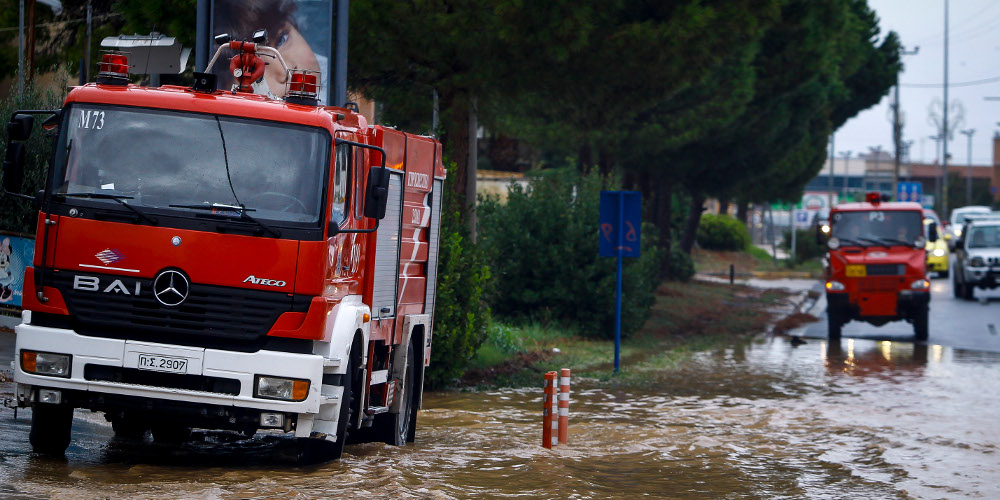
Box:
[827,311,842,341]
[953,273,963,299]
[111,417,148,440]
[299,344,361,464]
[29,403,73,456]
[939,269,949,279]
[384,341,417,446]
[965,284,975,301]
[913,307,929,341]
[150,423,191,444]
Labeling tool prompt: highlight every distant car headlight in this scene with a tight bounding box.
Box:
[826,280,845,291]
[932,249,946,257]
[971,256,986,267]
[821,224,831,234]
[910,279,930,290]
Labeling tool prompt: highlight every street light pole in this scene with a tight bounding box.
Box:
[930,134,942,207]
[942,0,951,217]
[960,128,975,205]
[839,150,852,200]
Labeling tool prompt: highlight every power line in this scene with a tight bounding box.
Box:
[901,75,1000,88]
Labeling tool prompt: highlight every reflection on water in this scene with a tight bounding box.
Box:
[1,338,999,498]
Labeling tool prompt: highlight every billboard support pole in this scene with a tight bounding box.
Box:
[195,0,210,72]
[333,0,349,107]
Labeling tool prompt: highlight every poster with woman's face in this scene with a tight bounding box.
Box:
[211,0,332,104]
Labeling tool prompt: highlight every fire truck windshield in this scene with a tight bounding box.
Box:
[53,104,330,225]
[830,210,924,247]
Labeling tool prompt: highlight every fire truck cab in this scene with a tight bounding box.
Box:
[3,39,445,462]
[822,193,936,341]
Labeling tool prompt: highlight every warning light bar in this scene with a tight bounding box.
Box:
[96,51,130,85]
[286,69,320,106]
[865,192,883,205]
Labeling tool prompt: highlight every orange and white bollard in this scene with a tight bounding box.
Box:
[558,368,570,444]
[543,371,557,449]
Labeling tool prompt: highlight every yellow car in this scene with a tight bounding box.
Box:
[924,216,949,277]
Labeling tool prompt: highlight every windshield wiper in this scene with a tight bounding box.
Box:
[168,203,280,237]
[876,237,914,247]
[59,192,158,225]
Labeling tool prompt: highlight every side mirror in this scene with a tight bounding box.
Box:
[2,141,26,193]
[928,222,939,242]
[364,166,390,220]
[7,114,34,142]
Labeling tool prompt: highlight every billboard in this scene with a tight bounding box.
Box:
[0,234,34,308]
[210,0,333,104]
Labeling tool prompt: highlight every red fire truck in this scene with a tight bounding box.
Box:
[822,193,936,341]
[3,38,445,462]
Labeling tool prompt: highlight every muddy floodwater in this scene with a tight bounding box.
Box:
[1,336,999,498]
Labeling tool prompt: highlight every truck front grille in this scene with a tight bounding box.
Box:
[42,270,310,352]
[866,264,904,276]
[859,277,901,291]
[84,364,240,395]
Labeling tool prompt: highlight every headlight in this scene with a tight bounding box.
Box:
[828,237,840,250]
[910,279,930,290]
[955,227,963,238]
[826,280,845,291]
[254,375,309,401]
[821,224,831,234]
[932,249,946,257]
[971,256,985,267]
[20,350,71,378]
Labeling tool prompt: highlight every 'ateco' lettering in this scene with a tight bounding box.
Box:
[243,275,287,287]
[406,172,430,189]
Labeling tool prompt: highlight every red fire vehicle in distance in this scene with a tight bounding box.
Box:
[821,193,937,341]
[4,35,445,462]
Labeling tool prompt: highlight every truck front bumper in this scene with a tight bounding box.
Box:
[827,290,929,322]
[13,318,336,437]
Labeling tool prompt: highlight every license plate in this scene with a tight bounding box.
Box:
[845,264,866,277]
[136,353,188,374]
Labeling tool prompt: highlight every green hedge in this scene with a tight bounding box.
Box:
[478,168,662,339]
[696,213,749,251]
[780,228,825,261]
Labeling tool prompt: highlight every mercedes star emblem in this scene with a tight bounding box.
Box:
[153,270,190,307]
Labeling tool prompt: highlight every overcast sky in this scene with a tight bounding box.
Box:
[837,0,1000,166]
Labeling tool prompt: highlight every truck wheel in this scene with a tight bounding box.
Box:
[29,403,73,456]
[913,307,929,341]
[385,340,417,447]
[111,417,149,440]
[827,311,842,341]
[300,346,362,464]
[151,424,191,445]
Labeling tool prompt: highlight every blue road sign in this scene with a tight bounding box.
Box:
[897,181,922,203]
[599,191,641,258]
[599,190,641,374]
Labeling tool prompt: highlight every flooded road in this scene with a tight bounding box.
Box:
[2,335,998,498]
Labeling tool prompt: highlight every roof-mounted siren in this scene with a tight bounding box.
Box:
[95,51,130,85]
[99,33,189,86]
[285,69,321,106]
[865,192,887,205]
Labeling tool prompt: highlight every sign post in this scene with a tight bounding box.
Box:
[599,191,641,373]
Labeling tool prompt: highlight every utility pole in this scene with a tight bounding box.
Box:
[960,128,975,205]
[829,134,835,208]
[930,134,942,207]
[942,0,951,217]
[17,0,23,93]
[892,45,920,199]
[839,150,852,200]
